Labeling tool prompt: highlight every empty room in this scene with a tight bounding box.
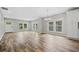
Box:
[0,7,79,52]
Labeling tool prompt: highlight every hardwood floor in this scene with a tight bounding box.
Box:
[0,32,79,52]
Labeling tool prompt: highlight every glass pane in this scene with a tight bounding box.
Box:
[56,21,62,25]
[49,22,53,25]
[49,22,53,31]
[6,22,11,24]
[56,21,62,32]
[19,23,23,29]
[78,22,79,29]
[36,24,38,30]
[24,24,27,28]
[33,24,35,30]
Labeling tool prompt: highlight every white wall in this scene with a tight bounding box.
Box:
[0,8,5,40]
[4,18,17,32]
[41,18,48,33]
[42,13,66,36]
[4,18,31,32]
[3,8,79,39]
[42,9,79,39]
[66,10,79,38]
[17,20,31,32]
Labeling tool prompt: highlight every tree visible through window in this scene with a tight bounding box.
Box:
[56,21,62,32]
[19,23,23,29]
[6,22,11,25]
[24,24,27,28]
[49,22,54,31]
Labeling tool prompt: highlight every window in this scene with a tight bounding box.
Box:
[6,22,11,25]
[24,24,27,28]
[49,22,54,31]
[19,23,23,29]
[36,24,38,30]
[78,22,79,29]
[33,24,35,30]
[56,21,62,32]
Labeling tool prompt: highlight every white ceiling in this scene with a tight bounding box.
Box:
[2,7,70,20]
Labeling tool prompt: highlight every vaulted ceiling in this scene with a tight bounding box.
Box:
[2,7,70,20]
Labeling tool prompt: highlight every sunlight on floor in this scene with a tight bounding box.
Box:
[0,32,79,52]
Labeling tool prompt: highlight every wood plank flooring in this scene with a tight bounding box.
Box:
[0,32,79,52]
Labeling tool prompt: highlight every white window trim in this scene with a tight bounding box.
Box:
[56,20,62,32]
[49,22,54,32]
